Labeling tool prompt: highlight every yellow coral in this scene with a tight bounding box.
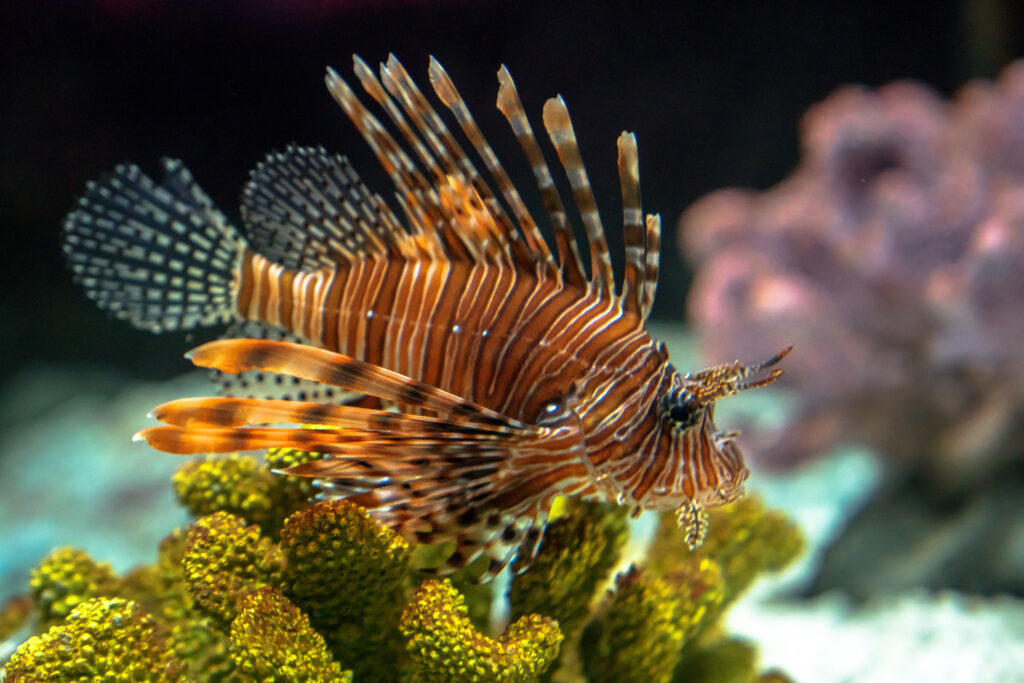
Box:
[580,567,687,683]
[229,586,352,682]
[648,495,803,606]
[5,447,802,683]
[173,453,312,538]
[263,446,325,502]
[658,555,726,646]
[673,637,759,683]
[280,499,411,680]
[693,496,804,604]
[132,528,242,680]
[183,511,285,627]
[4,597,181,682]
[401,578,563,683]
[29,547,120,628]
[510,501,629,636]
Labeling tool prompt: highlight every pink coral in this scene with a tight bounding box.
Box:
[680,62,1024,490]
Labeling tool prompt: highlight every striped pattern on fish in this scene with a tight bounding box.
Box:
[62,54,789,579]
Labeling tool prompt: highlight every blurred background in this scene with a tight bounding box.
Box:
[3,1,1024,680]
[6,0,1019,377]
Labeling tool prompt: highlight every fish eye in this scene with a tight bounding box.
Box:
[662,393,699,428]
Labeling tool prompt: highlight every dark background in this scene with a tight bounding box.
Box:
[2,0,1021,380]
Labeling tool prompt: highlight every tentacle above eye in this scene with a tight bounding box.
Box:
[685,345,793,404]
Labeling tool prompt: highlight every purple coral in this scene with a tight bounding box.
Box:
[680,62,1024,490]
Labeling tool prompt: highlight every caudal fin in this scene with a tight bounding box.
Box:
[62,159,244,333]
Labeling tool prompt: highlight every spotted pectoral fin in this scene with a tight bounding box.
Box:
[62,159,244,333]
[137,358,538,581]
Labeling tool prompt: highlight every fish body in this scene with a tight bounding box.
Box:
[63,55,787,577]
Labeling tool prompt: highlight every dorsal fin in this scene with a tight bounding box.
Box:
[377,56,537,270]
[427,57,555,274]
[495,66,588,289]
[325,67,447,262]
[320,55,655,314]
[642,213,661,320]
[241,145,402,270]
[617,132,645,318]
[350,57,477,263]
[438,175,510,264]
[542,96,616,297]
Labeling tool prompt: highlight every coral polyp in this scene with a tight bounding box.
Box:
[2,448,801,681]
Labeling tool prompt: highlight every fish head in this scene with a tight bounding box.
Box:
[653,345,791,545]
[574,344,791,545]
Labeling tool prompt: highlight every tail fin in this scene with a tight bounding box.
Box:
[62,159,245,333]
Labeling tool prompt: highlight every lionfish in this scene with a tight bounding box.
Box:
[63,55,789,579]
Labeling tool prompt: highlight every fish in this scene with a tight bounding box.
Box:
[62,54,789,579]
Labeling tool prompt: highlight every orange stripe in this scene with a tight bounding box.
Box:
[235,248,256,318]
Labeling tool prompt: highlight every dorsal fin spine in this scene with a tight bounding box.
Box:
[494,66,588,290]
[617,132,645,317]
[542,96,616,297]
[382,56,532,268]
[325,67,439,247]
[642,213,661,319]
[427,57,555,272]
[369,60,485,263]
[353,56,448,192]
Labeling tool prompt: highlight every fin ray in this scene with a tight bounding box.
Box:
[642,213,661,319]
[496,66,588,288]
[62,160,243,332]
[617,132,645,317]
[186,338,526,429]
[542,96,616,296]
[151,396,517,436]
[241,145,399,269]
[428,57,555,270]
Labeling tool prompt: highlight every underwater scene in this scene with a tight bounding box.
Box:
[2,2,1023,681]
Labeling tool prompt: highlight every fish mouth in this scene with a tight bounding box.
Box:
[697,435,750,507]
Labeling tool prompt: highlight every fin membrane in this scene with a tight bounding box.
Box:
[241,145,403,270]
[63,159,243,333]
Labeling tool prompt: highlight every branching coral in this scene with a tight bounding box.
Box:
[29,547,120,628]
[401,578,563,683]
[509,501,629,636]
[648,495,803,609]
[576,496,801,683]
[4,598,181,682]
[673,637,761,683]
[132,527,239,679]
[4,448,801,682]
[280,499,411,681]
[173,453,286,537]
[173,448,323,538]
[230,586,352,682]
[680,61,1024,490]
[580,567,687,683]
[182,510,286,627]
